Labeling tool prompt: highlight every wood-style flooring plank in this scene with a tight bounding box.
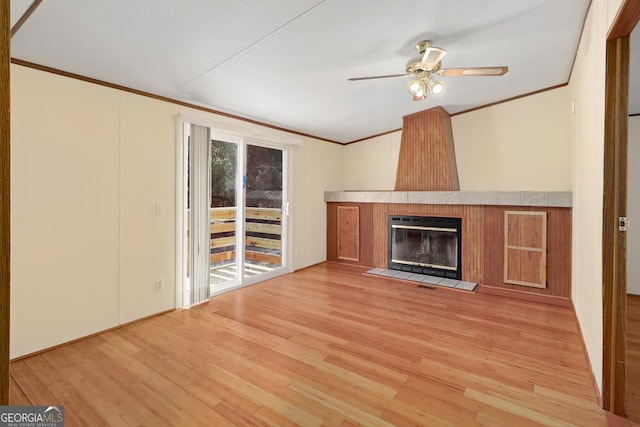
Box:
[9,376,31,406]
[10,262,613,426]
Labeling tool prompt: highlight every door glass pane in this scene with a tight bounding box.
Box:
[209,139,238,289]
[245,145,283,279]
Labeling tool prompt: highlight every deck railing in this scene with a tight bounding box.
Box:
[209,206,282,266]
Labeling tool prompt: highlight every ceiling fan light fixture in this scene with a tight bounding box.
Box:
[428,78,444,94]
[407,78,427,99]
[407,75,444,100]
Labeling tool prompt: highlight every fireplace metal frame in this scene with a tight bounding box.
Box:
[388,215,462,279]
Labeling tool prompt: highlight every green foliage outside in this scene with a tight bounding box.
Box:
[210,140,237,207]
[210,141,282,208]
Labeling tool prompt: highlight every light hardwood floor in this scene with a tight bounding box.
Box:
[10,263,617,426]
[628,294,640,425]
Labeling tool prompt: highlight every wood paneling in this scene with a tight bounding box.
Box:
[337,206,360,262]
[9,263,610,426]
[1,0,9,406]
[395,107,459,191]
[327,204,338,261]
[504,211,547,288]
[484,206,571,298]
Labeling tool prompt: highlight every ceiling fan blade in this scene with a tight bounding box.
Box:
[421,47,447,71]
[348,73,409,81]
[439,66,508,77]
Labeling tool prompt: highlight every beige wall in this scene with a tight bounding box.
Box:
[290,137,344,267]
[119,93,177,323]
[11,65,121,358]
[342,89,572,192]
[343,131,401,191]
[628,116,640,295]
[568,0,626,393]
[452,87,571,191]
[10,64,343,358]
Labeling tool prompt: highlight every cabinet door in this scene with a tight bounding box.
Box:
[337,206,360,262]
[504,211,547,288]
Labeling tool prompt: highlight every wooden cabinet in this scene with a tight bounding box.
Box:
[327,203,373,266]
[337,206,360,261]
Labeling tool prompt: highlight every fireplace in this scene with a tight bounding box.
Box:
[388,215,462,279]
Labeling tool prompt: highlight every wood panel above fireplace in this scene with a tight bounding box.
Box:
[395,106,459,191]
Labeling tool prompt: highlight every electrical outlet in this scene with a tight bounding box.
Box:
[154,279,164,292]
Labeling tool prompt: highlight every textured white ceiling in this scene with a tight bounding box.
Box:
[10,0,31,27]
[11,0,593,143]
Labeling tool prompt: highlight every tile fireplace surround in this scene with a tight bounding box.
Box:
[324,191,572,207]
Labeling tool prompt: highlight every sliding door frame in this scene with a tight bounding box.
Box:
[241,138,290,287]
[175,116,293,307]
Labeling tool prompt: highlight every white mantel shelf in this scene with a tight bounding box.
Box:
[324,191,572,208]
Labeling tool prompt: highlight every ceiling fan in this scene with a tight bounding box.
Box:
[348,40,508,101]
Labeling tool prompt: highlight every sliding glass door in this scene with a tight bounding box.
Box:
[244,144,284,279]
[184,124,289,303]
[209,138,239,289]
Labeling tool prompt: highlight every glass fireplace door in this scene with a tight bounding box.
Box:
[388,215,462,279]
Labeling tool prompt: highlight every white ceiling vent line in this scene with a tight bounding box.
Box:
[177,0,330,91]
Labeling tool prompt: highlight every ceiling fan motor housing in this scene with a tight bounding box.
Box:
[406,57,441,75]
[406,40,446,74]
[415,40,432,53]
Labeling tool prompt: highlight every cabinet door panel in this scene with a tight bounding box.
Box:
[337,206,360,262]
[504,211,547,288]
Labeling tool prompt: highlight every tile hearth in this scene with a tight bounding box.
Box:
[365,268,478,292]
